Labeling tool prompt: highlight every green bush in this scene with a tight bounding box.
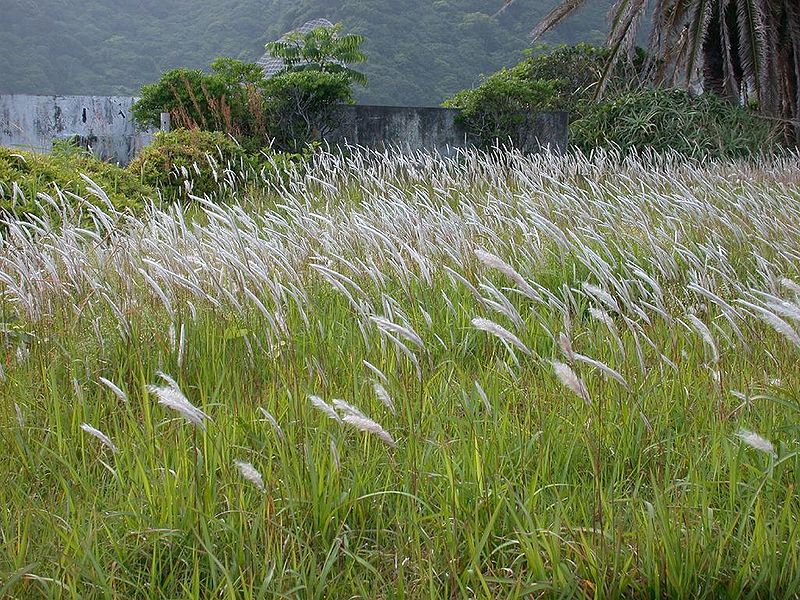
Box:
[126,129,255,199]
[443,69,561,147]
[0,143,151,221]
[127,128,307,200]
[443,44,643,148]
[263,24,367,152]
[571,88,779,158]
[520,44,644,114]
[262,70,354,151]
[131,58,270,148]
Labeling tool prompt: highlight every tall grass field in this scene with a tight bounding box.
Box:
[1,147,800,598]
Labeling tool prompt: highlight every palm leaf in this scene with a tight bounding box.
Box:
[718,0,741,100]
[680,0,713,86]
[493,0,518,17]
[595,0,648,97]
[530,0,591,40]
[733,0,767,104]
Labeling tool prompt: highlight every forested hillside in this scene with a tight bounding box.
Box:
[1,0,608,106]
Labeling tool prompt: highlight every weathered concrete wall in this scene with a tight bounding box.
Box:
[328,105,568,155]
[0,94,155,165]
[0,94,568,163]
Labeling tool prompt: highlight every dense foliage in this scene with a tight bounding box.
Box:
[131,58,270,149]
[127,129,255,199]
[0,143,150,221]
[0,0,610,106]
[444,69,560,147]
[128,129,306,200]
[266,23,368,86]
[446,44,778,156]
[515,44,644,114]
[263,24,366,151]
[444,44,645,147]
[521,0,799,143]
[571,89,777,157]
[133,24,365,153]
[262,71,354,151]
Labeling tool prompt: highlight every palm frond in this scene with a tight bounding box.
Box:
[530,0,591,40]
[680,0,713,86]
[493,0,518,17]
[595,0,648,97]
[717,0,741,100]
[733,0,767,103]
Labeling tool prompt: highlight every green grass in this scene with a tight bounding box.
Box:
[1,147,800,598]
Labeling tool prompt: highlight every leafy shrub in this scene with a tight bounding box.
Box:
[443,69,561,147]
[443,44,643,147]
[262,70,354,151]
[127,128,307,200]
[0,143,150,221]
[132,58,270,148]
[520,44,644,114]
[132,24,368,155]
[127,129,254,199]
[571,88,779,158]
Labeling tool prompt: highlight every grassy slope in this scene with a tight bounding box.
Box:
[1,149,800,598]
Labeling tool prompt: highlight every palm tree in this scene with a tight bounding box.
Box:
[497,0,799,141]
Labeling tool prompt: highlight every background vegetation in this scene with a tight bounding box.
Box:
[0,0,610,106]
[445,44,780,156]
[0,143,150,220]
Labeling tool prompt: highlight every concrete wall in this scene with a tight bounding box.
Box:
[0,94,568,163]
[329,105,568,155]
[0,94,155,165]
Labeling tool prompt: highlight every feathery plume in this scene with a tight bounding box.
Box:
[333,398,368,419]
[371,316,426,350]
[257,407,285,440]
[98,376,127,403]
[781,278,800,296]
[373,380,395,414]
[309,394,341,422]
[735,428,776,457]
[330,438,340,472]
[474,248,541,302]
[557,332,575,362]
[363,360,389,385]
[471,317,531,355]
[234,460,265,492]
[746,304,800,348]
[686,314,719,364]
[474,380,492,414]
[551,360,591,405]
[148,381,210,429]
[583,283,620,313]
[80,422,119,453]
[342,414,397,448]
[573,352,630,390]
[156,370,181,390]
[588,307,615,328]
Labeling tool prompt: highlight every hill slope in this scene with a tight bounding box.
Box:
[1,0,608,106]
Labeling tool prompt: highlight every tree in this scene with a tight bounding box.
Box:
[266,23,368,86]
[262,24,368,151]
[500,0,800,142]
